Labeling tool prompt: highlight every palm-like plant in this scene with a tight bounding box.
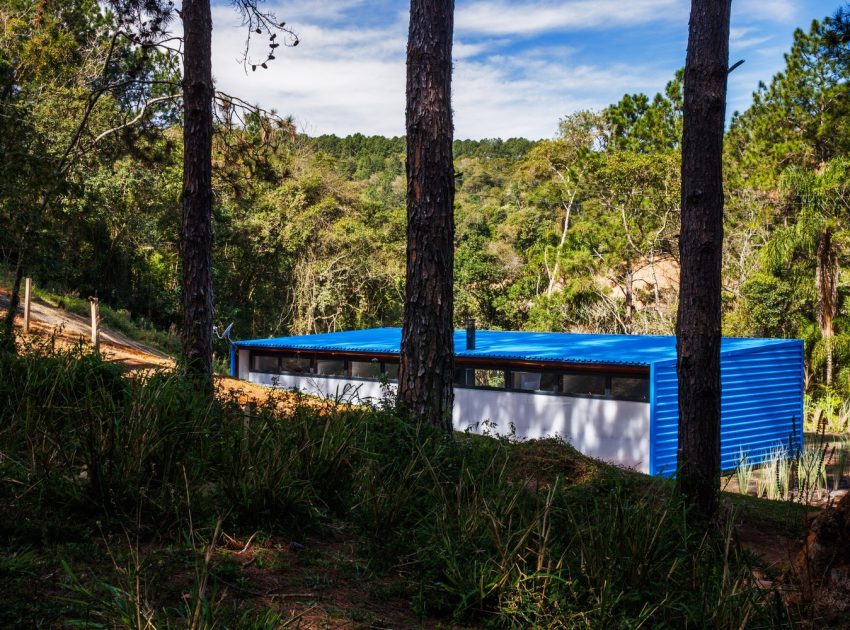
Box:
[763,160,850,384]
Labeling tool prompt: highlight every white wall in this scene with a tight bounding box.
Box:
[453,387,649,473]
[247,370,391,404]
[237,348,250,380]
[241,363,650,473]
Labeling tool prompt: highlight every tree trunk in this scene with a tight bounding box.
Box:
[676,0,731,522]
[398,0,455,432]
[816,229,837,385]
[1,250,24,351]
[546,196,574,297]
[180,0,214,382]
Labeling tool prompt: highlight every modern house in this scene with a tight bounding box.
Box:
[230,327,804,476]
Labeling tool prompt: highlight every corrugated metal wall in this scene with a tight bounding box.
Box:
[649,341,804,476]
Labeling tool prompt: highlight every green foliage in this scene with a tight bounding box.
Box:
[353,426,787,626]
[4,3,845,397]
[734,272,802,338]
[0,341,210,518]
[605,70,683,153]
[4,0,850,469]
[728,16,850,185]
[219,400,361,529]
[0,348,795,627]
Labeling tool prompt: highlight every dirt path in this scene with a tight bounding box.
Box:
[1,288,336,414]
[0,292,169,358]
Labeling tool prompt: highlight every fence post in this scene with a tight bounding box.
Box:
[89,297,99,351]
[23,277,31,333]
[242,402,254,460]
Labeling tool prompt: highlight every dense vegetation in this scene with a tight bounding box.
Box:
[0,345,802,626]
[5,5,850,410]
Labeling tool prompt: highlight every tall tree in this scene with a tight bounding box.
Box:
[180,0,214,380]
[765,160,850,385]
[727,15,850,186]
[113,0,296,379]
[398,0,455,430]
[676,0,731,521]
[0,0,179,351]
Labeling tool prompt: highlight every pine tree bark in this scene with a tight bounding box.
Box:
[398,0,455,431]
[816,229,837,385]
[180,0,214,382]
[676,0,731,521]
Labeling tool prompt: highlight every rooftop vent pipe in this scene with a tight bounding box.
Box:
[466,318,476,350]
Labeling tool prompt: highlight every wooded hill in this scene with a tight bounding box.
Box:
[1,2,849,401]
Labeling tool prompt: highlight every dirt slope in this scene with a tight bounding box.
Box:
[1,293,169,358]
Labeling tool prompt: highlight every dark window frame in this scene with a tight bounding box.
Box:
[246,350,648,401]
[250,352,281,374]
[454,365,648,402]
[315,358,348,377]
[348,358,382,380]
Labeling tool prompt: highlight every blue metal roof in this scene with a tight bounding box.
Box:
[234,327,798,368]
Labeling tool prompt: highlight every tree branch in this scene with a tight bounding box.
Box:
[89,94,181,145]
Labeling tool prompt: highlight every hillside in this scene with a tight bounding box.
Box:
[2,294,839,627]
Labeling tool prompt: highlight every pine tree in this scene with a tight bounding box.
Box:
[180,0,215,382]
[398,0,455,430]
[676,0,732,522]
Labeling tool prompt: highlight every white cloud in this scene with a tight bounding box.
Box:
[456,0,683,37]
[730,27,773,50]
[734,0,798,24]
[454,50,670,138]
[211,11,407,136]
[204,0,814,139]
[212,4,673,140]
[455,39,498,59]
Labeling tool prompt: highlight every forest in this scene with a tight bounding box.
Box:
[2,0,850,626]
[3,4,849,404]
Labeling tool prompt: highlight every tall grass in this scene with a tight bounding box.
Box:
[0,345,794,627]
[736,448,753,495]
[836,436,850,488]
[796,430,829,504]
[759,446,790,501]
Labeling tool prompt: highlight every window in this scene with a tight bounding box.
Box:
[454,367,472,386]
[280,355,311,374]
[453,367,506,389]
[350,360,381,379]
[511,371,559,392]
[383,362,399,381]
[611,376,649,402]
[316,359,346,376]
[562,373,607,396]
[252,354,280,373]
[473,369,505,389]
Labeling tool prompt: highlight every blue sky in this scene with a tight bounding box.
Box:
[209,0,841,139]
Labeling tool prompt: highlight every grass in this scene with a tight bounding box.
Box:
[736,448,754,495]
[0,343,804,627]
[725,492,812,539]
[732,425,848,507]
